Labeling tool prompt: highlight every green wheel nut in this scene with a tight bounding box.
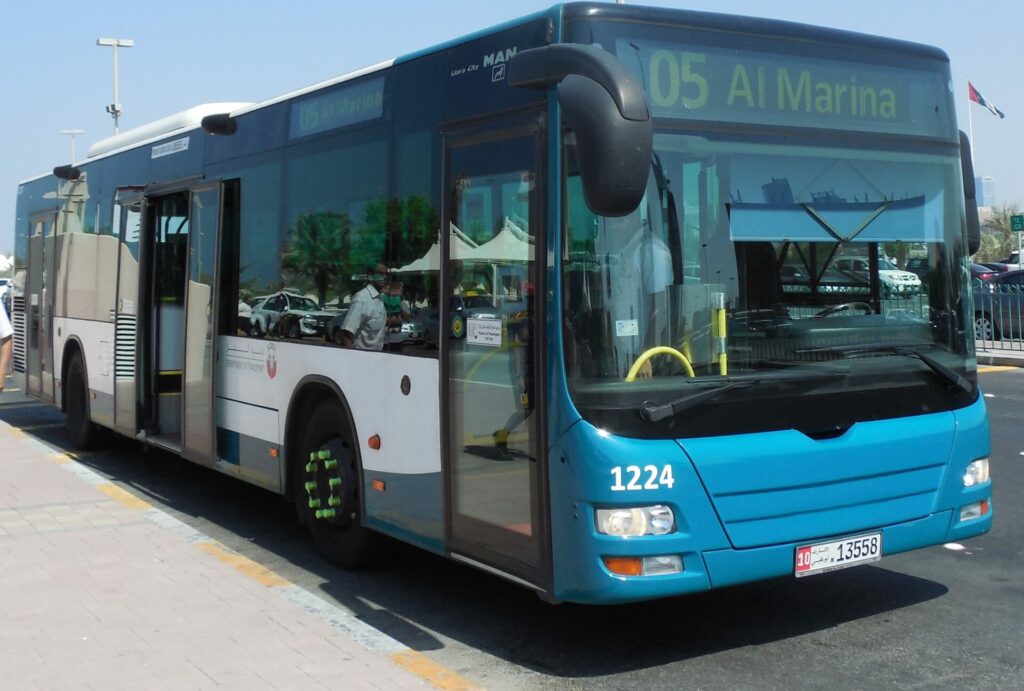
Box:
[317,450,331,460]
[308,499,321,509]
[305,462,316,473]
[309,452,317,461]
[328,477,341,488]
[321,508,336,519]
[328,496,341,507]
[304,481,317,492]
[324,459,338,470]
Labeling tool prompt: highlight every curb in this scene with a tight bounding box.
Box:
[977,352,1024,368]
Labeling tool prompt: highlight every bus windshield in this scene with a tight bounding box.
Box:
[561,22,974,439]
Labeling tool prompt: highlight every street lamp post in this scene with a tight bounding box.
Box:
[60,129,85,162]
[96,37,134,135]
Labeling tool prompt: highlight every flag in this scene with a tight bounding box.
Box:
[969,82,1005,119]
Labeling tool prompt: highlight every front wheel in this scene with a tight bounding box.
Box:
[293,399,377,568]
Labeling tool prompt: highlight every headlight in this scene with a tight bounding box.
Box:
[595,505,675,537]
[301,315,316,325]
[963,458,990,487]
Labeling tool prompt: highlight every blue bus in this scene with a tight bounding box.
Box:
[12,2,990,603]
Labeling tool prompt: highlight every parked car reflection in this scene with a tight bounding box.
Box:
[249,290,337,339]
[974,269,1024,340]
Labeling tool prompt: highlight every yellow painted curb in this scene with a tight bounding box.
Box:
[95,482,153,511]
[195,541,292,588]
[978,365,1017,373]
[388,650,483,691]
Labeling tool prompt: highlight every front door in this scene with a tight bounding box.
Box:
[444,120,545,585]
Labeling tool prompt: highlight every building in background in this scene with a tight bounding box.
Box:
[975,175,995,209]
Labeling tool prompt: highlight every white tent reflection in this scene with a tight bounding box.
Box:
[457,217,533,263]
[392,223,478,274]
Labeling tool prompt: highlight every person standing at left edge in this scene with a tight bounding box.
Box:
[0,303,13,392]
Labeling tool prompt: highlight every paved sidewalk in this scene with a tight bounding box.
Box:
[0,413,470,690]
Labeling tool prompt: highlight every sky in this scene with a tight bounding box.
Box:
[2,0,1021,255]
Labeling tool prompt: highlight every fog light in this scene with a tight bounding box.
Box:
[963,459,989,487]
[642,555,683,576]
[602,555,683,577]
[960,500,989,521]
[596,505,675,537]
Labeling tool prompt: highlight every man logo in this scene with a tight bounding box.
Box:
[482,47,517,68]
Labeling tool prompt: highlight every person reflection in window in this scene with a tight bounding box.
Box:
[340,264,388,351]
[493,282,534,459]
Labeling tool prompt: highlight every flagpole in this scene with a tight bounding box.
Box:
[968,81,975,166]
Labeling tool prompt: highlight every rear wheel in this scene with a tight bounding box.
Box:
[65,353,103,450]
[293,399,377,568]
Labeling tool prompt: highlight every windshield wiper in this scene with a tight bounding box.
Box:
[796,342,974,395]
[639,371,845,423]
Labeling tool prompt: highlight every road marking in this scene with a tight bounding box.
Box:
[389,650,483,690]
[978,365,1017,373]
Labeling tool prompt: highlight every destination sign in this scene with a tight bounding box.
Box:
[617,39,949,137]
[290,76,384,139]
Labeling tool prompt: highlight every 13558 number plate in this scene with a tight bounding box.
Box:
[795,533,882,577]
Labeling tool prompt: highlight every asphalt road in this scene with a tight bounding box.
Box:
[1,369,1021,690]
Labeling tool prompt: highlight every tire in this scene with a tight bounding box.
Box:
[249,320,263,337]
[65,353,104,450]
[293,399,377,568]
[287,320,300,339]
[975,312,999,341]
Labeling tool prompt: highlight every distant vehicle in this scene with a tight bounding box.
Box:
[979,262,1010,273]
[249,291,337,338]
[422,294,508,346]
[834,256,922,296]
[970,263,999,285]
[996,251,1022,270]
[904,257,928,281]
[974,269,1024,340]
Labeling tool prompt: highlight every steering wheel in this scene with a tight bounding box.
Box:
[625,346,696,382]
[812,302,873,319]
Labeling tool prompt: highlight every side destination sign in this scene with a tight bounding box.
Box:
[618,39,947,137]
[290,76,385,139]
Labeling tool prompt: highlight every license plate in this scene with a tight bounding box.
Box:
[795,533,882,577]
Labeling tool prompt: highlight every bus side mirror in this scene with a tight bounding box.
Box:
[201,113,238,136]
[509,44,653,217]
[959,130,981,256]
